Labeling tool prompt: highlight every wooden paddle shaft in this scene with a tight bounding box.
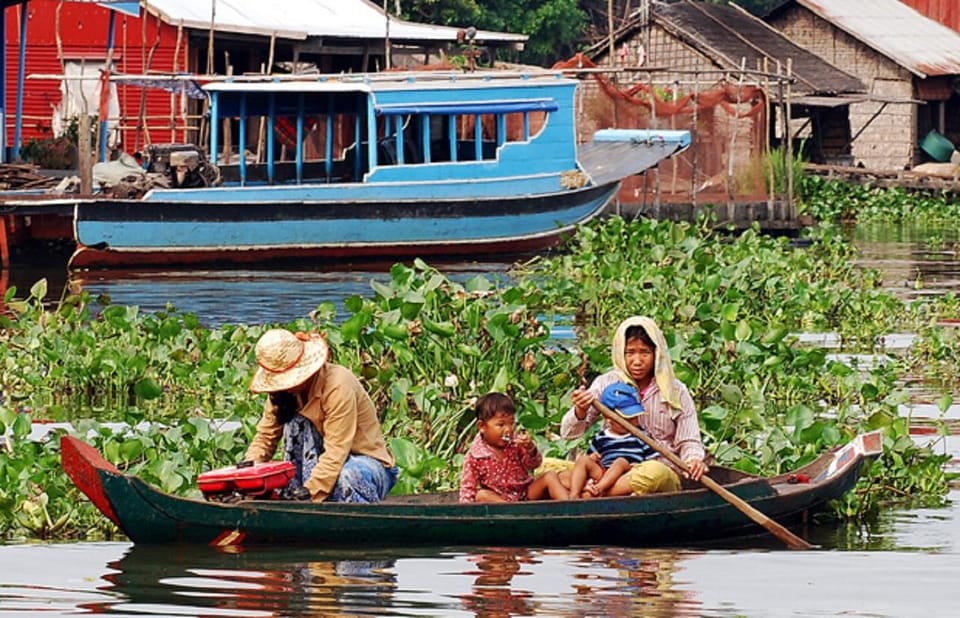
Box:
[594,399,813,550]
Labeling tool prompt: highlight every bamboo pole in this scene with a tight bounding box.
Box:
[691,68,699,210]
[133,16,163,151]
[383,0,391,70]
[764,56,773,209]
[726,57,746,209]
[207,0,216,73]
[222,52,232,163]
[607,0,615,63]
[785,58,794,216]
[79,107,92,195]
[670,80,678,195]
[256,33,276,163]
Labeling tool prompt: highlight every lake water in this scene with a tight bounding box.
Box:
[5,259,517,327]
[2,483,960,618]
[2,224,960,616]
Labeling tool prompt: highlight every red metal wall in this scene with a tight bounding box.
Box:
[5,0,186,154]
[901,0,960,33]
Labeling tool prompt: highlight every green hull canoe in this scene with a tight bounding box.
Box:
[61,432,881,548]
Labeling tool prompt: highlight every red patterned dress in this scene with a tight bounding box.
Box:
[459,433,542,502]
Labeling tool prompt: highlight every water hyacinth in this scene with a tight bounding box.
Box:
[0,217,954,541]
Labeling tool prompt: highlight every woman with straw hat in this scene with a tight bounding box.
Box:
[244,328,397,502]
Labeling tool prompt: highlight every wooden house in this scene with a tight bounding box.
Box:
[767,0,960,170]
[581,0,865,207]
[3,0,525,160]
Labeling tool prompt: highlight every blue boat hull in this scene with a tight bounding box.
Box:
[70,182,618,268]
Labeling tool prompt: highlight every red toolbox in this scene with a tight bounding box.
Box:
[199,461,295,497]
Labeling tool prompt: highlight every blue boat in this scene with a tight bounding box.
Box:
[69,71,690,269]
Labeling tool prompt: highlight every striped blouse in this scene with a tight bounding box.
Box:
[561,370,706,472]
[587,429,656,467]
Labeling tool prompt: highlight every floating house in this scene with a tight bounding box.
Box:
[767,0,960,170]
[576,0,865,214]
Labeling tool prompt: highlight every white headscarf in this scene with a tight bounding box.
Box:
[611,316,682,411]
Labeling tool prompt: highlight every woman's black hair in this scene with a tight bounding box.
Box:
[474,392,516,422]
[269,391,299,424]
[624,324,656,348]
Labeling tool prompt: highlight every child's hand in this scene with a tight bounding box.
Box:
[514,430,535,453]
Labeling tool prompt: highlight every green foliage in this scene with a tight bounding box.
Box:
[513,216,950,519]
[800,176,960,223]
[402,0,588,67]
[0,218,953,539]
[19,136,74,170]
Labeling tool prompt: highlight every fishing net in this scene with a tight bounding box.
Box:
[554,53,781,207]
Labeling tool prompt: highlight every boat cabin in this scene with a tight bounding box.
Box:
[205,72,580,187]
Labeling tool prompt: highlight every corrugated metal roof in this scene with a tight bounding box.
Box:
[143,0,526,45]
[654,2,864,96]
[796,0,960,78]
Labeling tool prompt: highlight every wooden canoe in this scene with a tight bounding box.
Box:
[61,432,882,547]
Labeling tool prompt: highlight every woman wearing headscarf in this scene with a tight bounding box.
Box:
[560,316,708,494]
[244,328,397,502]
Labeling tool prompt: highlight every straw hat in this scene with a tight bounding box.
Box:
[249,329,329,393]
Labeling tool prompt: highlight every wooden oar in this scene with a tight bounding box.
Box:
[593,399,813,550]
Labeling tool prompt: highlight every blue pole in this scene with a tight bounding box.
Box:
[267,93,275,184]
[13,0,28,161]
[238,93,246,185]
[366,97,376,170]
[296,94,303,183]
[98,10,117,162]
[325,98,333,179]
[210,92,219,165]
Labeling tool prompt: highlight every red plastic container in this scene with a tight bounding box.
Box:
[198,461,295,497]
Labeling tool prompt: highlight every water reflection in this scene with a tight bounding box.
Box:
[460,548,536,617]
[851,223,960,300]
[85,545,404,616]
[66,262,514,326]
[4,534,960,617]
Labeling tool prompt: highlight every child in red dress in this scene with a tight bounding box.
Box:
[459,393,569,503]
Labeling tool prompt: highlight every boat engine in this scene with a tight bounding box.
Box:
[147,143,221,188]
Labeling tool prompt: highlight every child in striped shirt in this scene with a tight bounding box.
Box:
[567,382,656,498]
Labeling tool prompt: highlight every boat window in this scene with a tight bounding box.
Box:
[375,99,555,167]
[375,114,423,166]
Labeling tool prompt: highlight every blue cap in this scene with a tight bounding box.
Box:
[600,382,645,418]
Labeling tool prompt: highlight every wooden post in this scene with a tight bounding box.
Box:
[383,0,391,70]
[607,0,615,64]
[691,69,699,210]
[670,80,678,195]
[79,112,92,194]
[222,52,232,163]
[764,56,774,210]
[256,33,276,163]
[206,0,216,74]
[727,57,746,209]
[785,58,794,215]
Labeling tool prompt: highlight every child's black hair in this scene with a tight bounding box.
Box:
[625,324,656,348]
[475,392,516,422]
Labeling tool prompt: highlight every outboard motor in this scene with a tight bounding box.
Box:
[147,143,221,187]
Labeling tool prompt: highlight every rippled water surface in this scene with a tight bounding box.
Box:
[1,509,959,618]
